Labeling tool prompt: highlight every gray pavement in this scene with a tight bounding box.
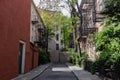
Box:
[66,63,101,80]
[12,63,101,80]
[12,63,51,80]
[33,63,78,80]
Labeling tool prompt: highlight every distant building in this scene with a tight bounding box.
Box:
[0,0,45,80]
[37,8,63,63]
[48,26,63,63]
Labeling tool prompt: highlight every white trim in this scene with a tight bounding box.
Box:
[19,41,26,74]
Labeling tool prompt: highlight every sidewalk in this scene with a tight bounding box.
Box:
[12,63,51,80]
[66,63,101,80]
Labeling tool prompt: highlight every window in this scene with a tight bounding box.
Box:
[56,34,59,40]
[61,40,63,44]
[56,44,59,50]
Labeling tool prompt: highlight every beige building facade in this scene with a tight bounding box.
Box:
[30,1,45,46]
[79,0,105,61]
[48,27,63,63]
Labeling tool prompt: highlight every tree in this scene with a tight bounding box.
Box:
[101,0,120,23]
[38,8,73,48]
[38,0,61,11]
[60,16,73,48]
[38,8,61,37]
[92,0,120,78]
[66,0,81,49]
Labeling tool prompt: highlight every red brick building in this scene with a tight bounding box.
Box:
[0,0,40,80]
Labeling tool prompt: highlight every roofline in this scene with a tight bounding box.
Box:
[31,0,46,29]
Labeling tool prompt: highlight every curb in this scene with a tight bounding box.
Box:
[66,63,101,80]
[65,63,82,80]
[32,63,52,80]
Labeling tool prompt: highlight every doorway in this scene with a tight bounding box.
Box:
[19,41,26,74]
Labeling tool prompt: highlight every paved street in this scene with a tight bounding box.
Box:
[33,63,78,80]
[12,63,101,80]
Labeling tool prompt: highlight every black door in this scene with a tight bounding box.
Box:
[19,43,24,74]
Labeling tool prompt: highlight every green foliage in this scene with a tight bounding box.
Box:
[66,48,79,66]
[61,16,79,47]
[86,53,120,79]
[38,9,64,38]
[42,11,61,29]
[90,0,120,78]
[91,0,120,77]
[61,17,74,47]
[66,48,87,67]
[38,51,50,65]
[102,0,120,15]
[85,60,95,74]
[39,8,74,47]
[93,23,120,78]
[79,52,87,67]
[101,0,120,22]
[95,24,120,52]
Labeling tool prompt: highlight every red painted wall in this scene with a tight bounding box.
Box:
[0,0,38,80]
[34,51,39,68]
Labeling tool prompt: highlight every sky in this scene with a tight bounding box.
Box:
[33,0,81,17]
[33,0,40,6]
[33,0,70,17]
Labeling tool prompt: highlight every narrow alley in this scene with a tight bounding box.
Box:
[0,0,119,80]
[12,63,101,80]
[33,64,77,80]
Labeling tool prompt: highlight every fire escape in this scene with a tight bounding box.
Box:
[31,14,47,50]
[79,0,98,40]
[34,23,47,49]
[78,0,98,53]
[37,26,47,49]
